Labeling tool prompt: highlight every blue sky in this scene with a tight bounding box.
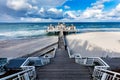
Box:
[0,0,120,22]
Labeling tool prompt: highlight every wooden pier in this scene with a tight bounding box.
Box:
[46,23,77,33]
[36,30,92,80]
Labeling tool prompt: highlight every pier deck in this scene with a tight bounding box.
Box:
[46,23,77,33]
[36,31,92,80]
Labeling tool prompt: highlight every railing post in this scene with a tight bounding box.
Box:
[101,73,107,80]
[84,58,87,64]
[24,73,30,80]
[112,74,116,80]
[18,74,21,80]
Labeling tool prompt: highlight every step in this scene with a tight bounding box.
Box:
[38,69,90,72]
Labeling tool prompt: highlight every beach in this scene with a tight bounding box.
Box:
[66,32,120,57]
[0,36,58,58]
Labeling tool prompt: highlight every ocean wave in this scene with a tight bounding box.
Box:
[0,30,46,38]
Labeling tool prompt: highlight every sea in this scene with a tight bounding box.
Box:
[0,22,120,40]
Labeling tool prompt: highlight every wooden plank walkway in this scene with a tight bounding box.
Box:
[36,31,92,80]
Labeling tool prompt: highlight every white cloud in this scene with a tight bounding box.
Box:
[6,0,67,11]
[30,0,67,7]
[106,4,120,20]
[48,8,63,13]
[78,0,110,20]
[7,0,32,11]
[64,11,77,19]
[36,8,63,19]
[20,17,60,22]
[20,17,42,22]
[64,5,70,9]
[115,4,120,11]
[81,8,103,19]
[91,0,110,6]
[39,7,45,13]
[1,0,120,22]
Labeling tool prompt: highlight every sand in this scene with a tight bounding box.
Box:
[0,36,58,58]
[66,32,120,57]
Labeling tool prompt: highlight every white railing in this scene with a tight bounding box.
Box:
[75,55,120,80]
[68,49,120,80]
[93,68,120,80]
[52,47,57,58]
[22,57,50,67]
[0,66,36,80]
[67,47,74,58]
[75,54,94,66]
[0,58,37,80]
[43,47,57,58]
[67,47,72,58]
[0,46,57,80]
[93,57,110,70]
[92,59,120,80]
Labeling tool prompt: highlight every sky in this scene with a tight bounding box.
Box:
[0,0,120,22]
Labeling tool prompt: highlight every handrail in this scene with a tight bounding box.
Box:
[52,47,57,58]
[74,55,120,80]
[94,57,110,70]
[95,57,109,67]
[92,58,120,80]
[0,58,36,80]
[0,67,35,80]
[21,58,30,67]
[71,51,120,80]
[93,68,120,80]
[98,69,120,75]
[67,47,73,58]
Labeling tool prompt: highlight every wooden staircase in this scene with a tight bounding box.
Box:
[36,49,92,80]
[36,31,92,80]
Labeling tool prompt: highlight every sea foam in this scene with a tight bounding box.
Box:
[0,30,46,39]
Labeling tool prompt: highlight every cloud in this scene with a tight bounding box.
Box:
[20,17,61,22]
[0,0,120,22]
[81,8,103,19]
[48,8,63,13]
[78,0,110,20]
[62,0,120,21]
[46,8,63,19]
[26,7,64,19]
[91,0,110,6]
[6,0,32,11]
[82,0,106,18]
[20,17,42,22]
[64,11,77,19]
[29,0,67,7]
[110,3,120,15]
[106,4,120,20]
[6,0,67,11]
[4,0,66,20]
[64,5,70,9]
